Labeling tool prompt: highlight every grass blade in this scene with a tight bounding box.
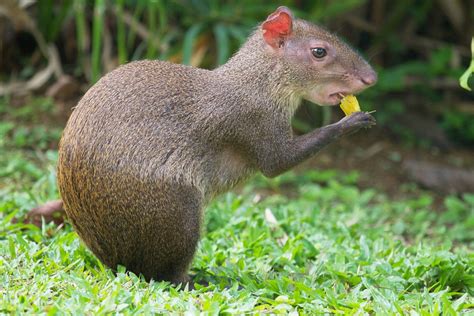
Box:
[91,0,106,83]
[74,0,88,76]
[214,23,229,66]
[146,0,158,59]
[116,0,127,64]
[182,23,204,65]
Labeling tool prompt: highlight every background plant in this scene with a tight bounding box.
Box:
[1,0,472,144]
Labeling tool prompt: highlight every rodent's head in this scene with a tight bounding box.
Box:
[261,6,377,106]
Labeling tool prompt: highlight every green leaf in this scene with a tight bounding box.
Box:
[459,37,474,91]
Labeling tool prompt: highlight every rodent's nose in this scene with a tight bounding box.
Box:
[360,71,377,86]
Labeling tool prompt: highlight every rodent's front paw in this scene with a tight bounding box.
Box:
[339,111,376,135]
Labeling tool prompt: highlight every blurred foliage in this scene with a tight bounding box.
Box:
[0,0,473,145]
[0,97,62,151]
[442,110,474,144]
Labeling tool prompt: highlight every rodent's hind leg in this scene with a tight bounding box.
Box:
[133,182,203,286]
[162,267,193,288]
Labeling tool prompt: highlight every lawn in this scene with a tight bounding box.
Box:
[1,138,473,314]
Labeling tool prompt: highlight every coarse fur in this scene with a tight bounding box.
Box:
[57,7,377,284]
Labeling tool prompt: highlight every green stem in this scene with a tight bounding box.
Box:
[91,0,106,83]
[116,0,127,64]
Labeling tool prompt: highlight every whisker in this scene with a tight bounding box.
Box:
[316,73,350,79]
[316,72,348,77]
[367,48,383,61]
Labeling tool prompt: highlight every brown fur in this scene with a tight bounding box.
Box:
[57,8,376,284]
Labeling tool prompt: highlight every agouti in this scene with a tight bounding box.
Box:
[57,6,377,285]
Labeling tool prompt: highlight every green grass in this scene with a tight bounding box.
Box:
[1,153,473,314]
[0,99,473,314]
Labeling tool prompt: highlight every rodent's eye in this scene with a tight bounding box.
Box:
[311,47,327,59]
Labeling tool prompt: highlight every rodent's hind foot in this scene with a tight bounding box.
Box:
[169,274,194,290]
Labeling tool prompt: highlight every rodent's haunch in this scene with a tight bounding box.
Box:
[57,6,377,284]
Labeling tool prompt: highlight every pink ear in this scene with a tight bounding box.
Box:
[262,6,293,48]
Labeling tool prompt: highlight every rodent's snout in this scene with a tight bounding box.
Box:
[359,70,377,86]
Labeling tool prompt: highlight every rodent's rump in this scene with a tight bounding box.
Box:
[57,6,377,284]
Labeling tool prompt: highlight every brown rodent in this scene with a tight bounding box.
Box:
[57,6,377,284]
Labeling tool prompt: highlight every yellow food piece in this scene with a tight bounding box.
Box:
[340,95,361,116]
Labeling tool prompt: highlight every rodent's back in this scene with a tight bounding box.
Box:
[59,60,214,189]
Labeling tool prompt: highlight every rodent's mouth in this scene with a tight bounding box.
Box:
[306,90,359,106]
[327,92,349,105]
